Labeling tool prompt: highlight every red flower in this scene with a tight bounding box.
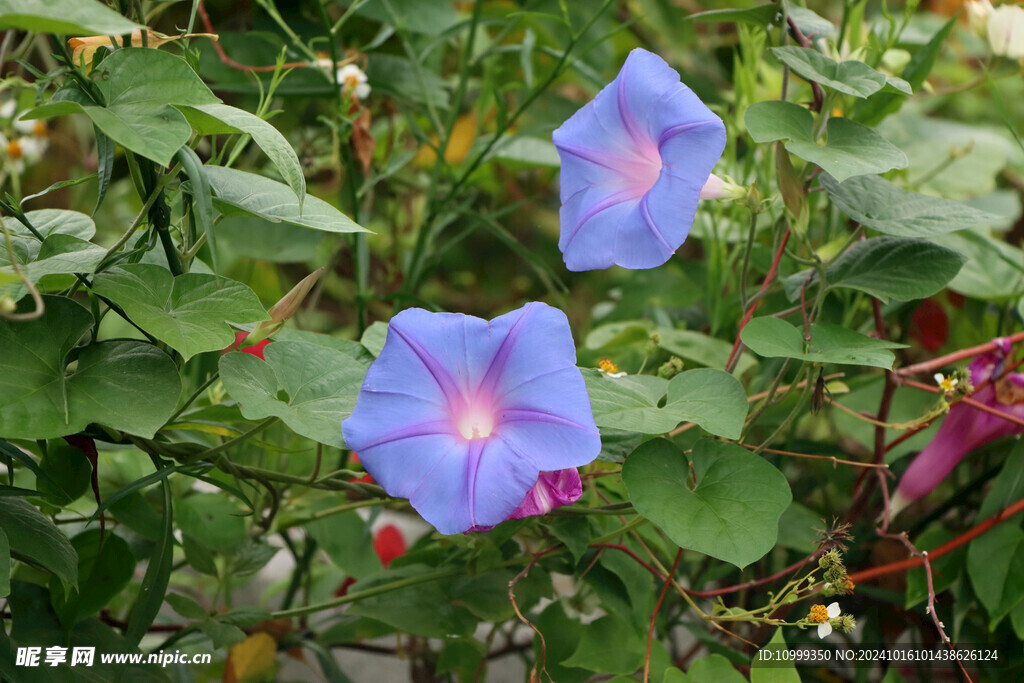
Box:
[226,330,272,360]
[909,298,948,352]
[372,524,407,569]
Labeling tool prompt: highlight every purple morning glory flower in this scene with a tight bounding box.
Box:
[341,302,601,535]
[553,48,726,271]
[892,338,1024,514]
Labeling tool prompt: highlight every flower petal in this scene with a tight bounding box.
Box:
[407,438,538,534]
[894,341,1024,510]
[507,468,582,520]
[827,602,841,618]
[818,622,832,639]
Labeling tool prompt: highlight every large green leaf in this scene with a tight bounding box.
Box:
[809,237,965,303]
[305,506,381,579]
[745,101,907,182]
[623,439,791,568]
[0,296,181,439]
[0,234,106,300]
[740,317,906,370]
[771,47,894,98]
[346,565,478,638]
[0,498,77,589]
[584,369,748,439]
[91,264,269,360]
[821,174,999,238]
[0,0,143,34]
[180,103,305,207]
[966,442,1024,628]
[177,493,248,554]
[348,0,458,34]
[24,48,219,166]
[51,530,134,626]
[931,231,1024,300]
[219,340,370,447]
[561,614,645,674]
[7,208,95,240]
[204,166,367,234]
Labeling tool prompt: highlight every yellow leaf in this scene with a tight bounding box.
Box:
[224,632,277,683]
[68,31,218,69]
[414,113,477,167]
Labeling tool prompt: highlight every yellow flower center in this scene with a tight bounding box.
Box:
[6,139,22,159]
[33,121,47,138]
[809,604,829,624]
[343,74,361,92]
[598,359,619,374]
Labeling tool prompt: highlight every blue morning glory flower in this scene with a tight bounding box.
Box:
[341,302,601,535]
[553,48,726,271]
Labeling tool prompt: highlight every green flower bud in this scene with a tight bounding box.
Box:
[657,356,685,379]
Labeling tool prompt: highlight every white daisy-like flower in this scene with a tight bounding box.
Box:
[336,64,370,100]
[0,132,25,174]
[817,602,841,639]
[934,372,958,395]
[0,99,16,120]
[598,359,627,379]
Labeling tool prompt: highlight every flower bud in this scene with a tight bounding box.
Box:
[644,332,662,357]
[0,296,14,313]
[241,268,323,347]
[699,174,747,202]
[657,356,685,379]
[838,614,856,633]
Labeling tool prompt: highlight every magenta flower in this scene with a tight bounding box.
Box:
[892,338,1024,514]
[553,48,726,271]
[468,468,583,532]
[341,302,601,535]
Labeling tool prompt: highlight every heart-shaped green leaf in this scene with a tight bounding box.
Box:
[623,439,791,569]
[745,101,907,182]
[92,264,269,360]
[0,296,181,439]
[585,369,748,439]
[740,317,906,369]
[219,340,370,447]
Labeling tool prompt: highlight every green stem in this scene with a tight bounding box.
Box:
[182,417,279,464]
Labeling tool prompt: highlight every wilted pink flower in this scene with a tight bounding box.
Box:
[468,468,583,532]
[892,339,1024,514]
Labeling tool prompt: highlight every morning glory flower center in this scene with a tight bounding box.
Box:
[456,401,495,440]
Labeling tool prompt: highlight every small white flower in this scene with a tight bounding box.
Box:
[0,132,25,174]
[818,602,841,639]
[336,64,370,100]
[0,99,16,120]
[988,4,1024,59]
[934,372,958,394]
